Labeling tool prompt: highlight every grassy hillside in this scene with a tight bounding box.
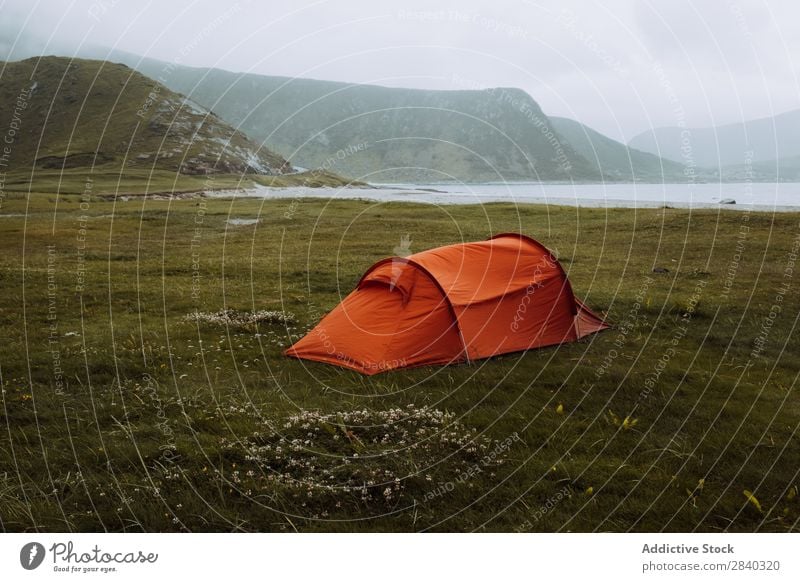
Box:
[550,117,687,182]
[123,57,603,183]
[1,191,798,532]
[0,57,290,177]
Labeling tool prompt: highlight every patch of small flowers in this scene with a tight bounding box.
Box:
[184,308,296,327]
[217,405,508,515]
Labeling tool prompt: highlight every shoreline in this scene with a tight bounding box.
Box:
[200,184,800,213]
[6,179,798,213]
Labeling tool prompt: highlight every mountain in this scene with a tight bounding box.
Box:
[628,109,800,169]
[89,54,602,183]
[15,50,694,184]
[714,155,800,182]
[549,117,687,182]
[0,57,291,176]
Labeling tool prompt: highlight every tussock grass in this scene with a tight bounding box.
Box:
[184,309,296,327]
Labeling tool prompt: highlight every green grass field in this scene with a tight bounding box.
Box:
[1,189,798,532]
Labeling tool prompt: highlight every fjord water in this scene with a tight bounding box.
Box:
[227,181,800,211]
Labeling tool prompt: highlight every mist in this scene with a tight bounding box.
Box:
[1,0,799,142]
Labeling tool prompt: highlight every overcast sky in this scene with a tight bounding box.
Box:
[2,0,798,142]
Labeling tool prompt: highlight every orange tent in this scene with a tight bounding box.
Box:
[285,233,609,374]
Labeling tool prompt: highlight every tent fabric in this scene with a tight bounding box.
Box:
[284,233,609,374]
